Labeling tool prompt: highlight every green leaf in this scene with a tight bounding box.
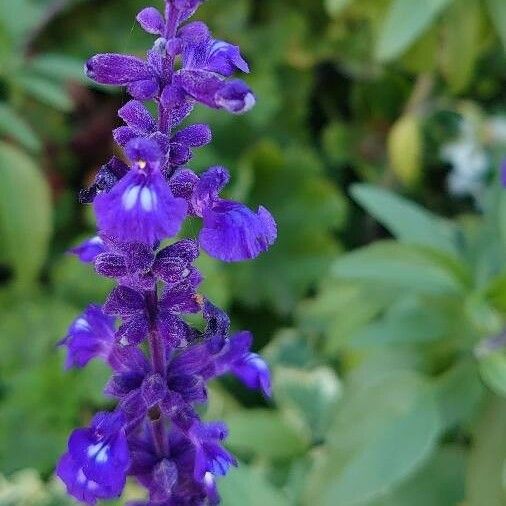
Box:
[434,360,484,430]
[485,0,506,51]
[28,53,87,83]
[352,296,450,347]
[376,0,455,61]
[466,396,506,506]
[220,465,289,506]
[440,0,482,93]
[14,74,73,111]
[274,366,342,439]
[351,184,459,255]
[297,280,395,355]
[304,371,441,505]
[0,103,41,152]
[332,241,466,295]
[478,351,506,397]
[226,409,309,460]
[0,142,52,285]
[370,446,466,506]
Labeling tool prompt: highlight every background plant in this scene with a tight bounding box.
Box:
[0,0,505,504]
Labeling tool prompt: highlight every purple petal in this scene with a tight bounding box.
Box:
[60,305,115,369]
[57,453,115,505]
[232,353,272,397]
[86,54,152,85]
[215,79,255,114]
[136,7,165,35]
[67,412,129,489]
[175,70,224,109]
[94,168,187,245]
[199,201,277,261]
[118,100,155,133]
[70,236,106,263]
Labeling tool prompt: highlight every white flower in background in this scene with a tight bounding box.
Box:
[441,114,506,201]
[442,119,488,198]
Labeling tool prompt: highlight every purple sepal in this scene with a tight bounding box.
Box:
[137,7,165,35]
[200,201,277,262]
[119,100,156,133]
[103,286,146,317]
[172,124,212,147]
[70,236,106,263]
[150,460,179,502]
[57,411,130,504]
[160,84,195,128]
[95,252,128,278]
[94,167,187,245]
[79,157,129,204]
[142,374,168,407]
[59,305,116,369]
[125,138,162,164]
[117,314,150,346]
[127,79,159,100]
[86,54,152,85]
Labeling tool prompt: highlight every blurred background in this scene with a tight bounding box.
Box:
[1,0,506,504]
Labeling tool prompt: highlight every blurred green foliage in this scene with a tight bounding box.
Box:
[1,0,506,504]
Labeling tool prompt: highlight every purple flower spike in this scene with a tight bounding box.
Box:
[62,1,276,503]
[57,411,130,504]
[94,167,187,245]
[59,305,116,369]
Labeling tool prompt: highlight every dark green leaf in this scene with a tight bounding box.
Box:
[351,184,460,255]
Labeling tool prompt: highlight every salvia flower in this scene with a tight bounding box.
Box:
[58,1,276,504]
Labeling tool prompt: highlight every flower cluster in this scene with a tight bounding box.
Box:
[57,1,276,504]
